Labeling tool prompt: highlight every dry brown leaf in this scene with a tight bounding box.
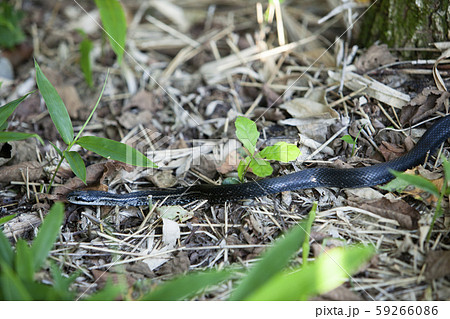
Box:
[379,140,406,161]
[432,48,450,91]
[355,44,397,73]
[356,197,420,229]
[424,251,450,281]
[400,88,450,125]
[53,162,106,196]
[55,85,84,119]
[0,160,45,183]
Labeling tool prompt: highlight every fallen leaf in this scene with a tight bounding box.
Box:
[424,251,450,281]
[355,197,420,229]
[400,88,450,125]
[0,160,45,183]
[355,44,397,73]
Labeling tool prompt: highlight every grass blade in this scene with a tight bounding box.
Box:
[0,261,32,301]
[94,0,127,64]
[391,170,440,197]
[14,239,34,282]
[246,244,375,301]
[79,32,93,87]
[0,229,14,267]
[229,220,308,301]
[0,91,34,128]
[141,269,233,301]
[65,150,87,183]
[35,60,74,144]
[0,131,44,144]
[84,280,125,301]
[76,136,156,168]
[0,213,16,226]
[30,202,64,271]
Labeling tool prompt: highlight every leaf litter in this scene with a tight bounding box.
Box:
[0,0,448,301]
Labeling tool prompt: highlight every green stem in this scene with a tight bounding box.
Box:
[47,156,65,193]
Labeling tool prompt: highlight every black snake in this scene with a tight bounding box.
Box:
[67,115,450,206]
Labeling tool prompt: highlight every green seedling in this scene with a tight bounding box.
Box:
[235,116,300,181]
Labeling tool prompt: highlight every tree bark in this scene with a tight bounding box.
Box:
[359,0,449,58]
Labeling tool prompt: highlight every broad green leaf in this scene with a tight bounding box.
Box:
[0,229,14,266]
[235,116,259,155]
[340,135,356,145]
[15,239,34,282]
[35,60,74,144]
[30,202,64,271]
[0,91,34,128]
[249,157,273,177]
[79,34,93,87]
[229,220,308,301]
[95,0,127,64]
[0,213,16,226]
[0,131,44,144]
[64,151,86,183]
[0,261,32,301]
[76,136,157,168]
[258,142,300,162]
[246,244,375,301]
[142,269,233,301]
[390,171,440,197]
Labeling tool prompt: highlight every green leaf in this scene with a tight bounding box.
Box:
[0,91,34,128]
[302,203,317,264]
[0,131,44,144]
[0,2,25,48]
[258,142,301,162]
[49,141,64,157]
[14,239,34,282]
[442,156,450,192]
[229,220,308,301]
[94,0,127,64]
[235,116,259,155]
[340,134,356,145]
[0,261,32,300]
[64,151,86,184]
[84,280,125,301]
[79,34,93,87]
[245,244,375,301]
[30,202,64,271]
[237,156,250,181]
[76,136,157,168]
[248,157,273,177]
[0,229,14,267]
[390,170,440,197]
[141,269,233,301]
[35,60,74,144]
[0,213,16,226]
[49,262,78,300]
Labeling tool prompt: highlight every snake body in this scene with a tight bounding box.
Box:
[67,115,450,206]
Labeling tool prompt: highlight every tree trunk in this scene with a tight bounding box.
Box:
[359,0,449,58]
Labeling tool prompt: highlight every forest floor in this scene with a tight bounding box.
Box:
[0,0,449,300]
